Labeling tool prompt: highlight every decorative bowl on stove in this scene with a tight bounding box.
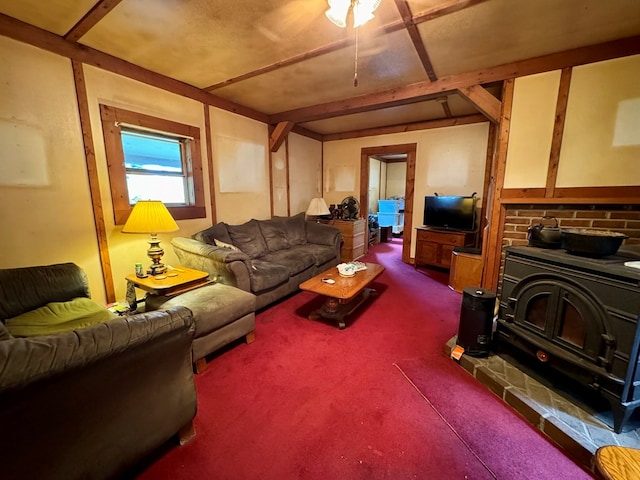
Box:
[561,228,628,257]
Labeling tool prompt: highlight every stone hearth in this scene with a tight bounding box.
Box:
[446,337,640,475]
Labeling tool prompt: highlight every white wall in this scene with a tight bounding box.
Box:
[505,54,640,188]
[288,132,323,216]
[0,37,106,299]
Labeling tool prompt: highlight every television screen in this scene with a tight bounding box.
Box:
[424,195,477,231]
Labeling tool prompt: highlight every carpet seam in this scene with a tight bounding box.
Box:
[393,362,499,480]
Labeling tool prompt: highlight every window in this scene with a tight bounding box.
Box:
[100,104,206,225]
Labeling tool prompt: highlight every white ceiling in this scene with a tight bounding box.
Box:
[1,0,639,136]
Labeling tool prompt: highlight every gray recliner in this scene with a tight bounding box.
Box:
[0,263,198,480]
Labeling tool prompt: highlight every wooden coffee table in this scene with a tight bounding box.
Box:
[299,262,385,329]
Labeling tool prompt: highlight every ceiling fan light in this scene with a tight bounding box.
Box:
[353,3,375,28]
[325,3,349,28]
[359,0,382,14]
[324,8,347,28]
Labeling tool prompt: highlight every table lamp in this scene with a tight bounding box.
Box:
[122,200,179,275]
[306,197,330,222]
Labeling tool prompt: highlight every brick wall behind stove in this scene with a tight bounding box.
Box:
[503,205,640,248]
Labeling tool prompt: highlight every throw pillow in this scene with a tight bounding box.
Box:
[5,297,117,337]
[194,222,233,246]
[258,217,290,252]
[226,219,269,259]
[279,212,307,245]
[214,238,240,251]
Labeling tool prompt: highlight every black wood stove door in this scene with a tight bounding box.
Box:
[505,273,614,370]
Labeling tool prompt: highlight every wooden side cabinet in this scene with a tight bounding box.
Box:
[322,218,367,262]
[449,250,483,292]
[415,227,476,270]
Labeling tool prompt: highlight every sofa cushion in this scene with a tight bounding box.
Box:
[5,297,117,337]
[260,249,315,276]
[290,243,338,267]
[279,212,307,245]
[258,217,290,252]
[248,260,290,292]
[146,284,256,338]
[227,219,269,259]
[193,222,233,246]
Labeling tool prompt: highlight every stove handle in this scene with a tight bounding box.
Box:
[503,297,518,322]
[599,333,615,369]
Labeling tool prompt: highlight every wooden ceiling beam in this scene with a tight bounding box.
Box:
[394,0,438,81]
[271,34,640,124]
[64,0,123,42]
[457,85,502,124]
[0,13,269,124]
[269,121,294,152]
[322,114,487,141]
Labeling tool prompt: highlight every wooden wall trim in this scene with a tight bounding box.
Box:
[546,67,572,196]
[359,143,417,264]
[204,104,217,225]
[71,60,116,303]
[479,123,497,237]
[402,147,417,264]
[482,79,514,291]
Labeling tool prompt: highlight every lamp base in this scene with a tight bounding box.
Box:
[148,263,167,276]
[147,235,167,275]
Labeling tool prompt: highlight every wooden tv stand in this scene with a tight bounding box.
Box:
[415,227,476,270]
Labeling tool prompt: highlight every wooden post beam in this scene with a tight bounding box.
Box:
[457,85,502,124]
[269,121,294,152]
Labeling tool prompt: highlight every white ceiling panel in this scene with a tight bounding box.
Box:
[0,0,96,36]
[419,0,640,78]
[212,28,428,114]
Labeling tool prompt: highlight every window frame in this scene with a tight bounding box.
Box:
[100,104,206,225]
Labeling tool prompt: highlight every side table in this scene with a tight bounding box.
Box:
[125,266,212,310]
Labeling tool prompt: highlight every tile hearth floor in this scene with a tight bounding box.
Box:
[445,337,640,474]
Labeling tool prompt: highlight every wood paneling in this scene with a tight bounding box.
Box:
[546,67,572,197]
[482,79,514,291]
[72,61,115,303]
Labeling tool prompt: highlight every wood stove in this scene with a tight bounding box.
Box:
[495,246,640,433]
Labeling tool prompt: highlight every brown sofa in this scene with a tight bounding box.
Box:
[171,213,342,310]
[0,263,197,480]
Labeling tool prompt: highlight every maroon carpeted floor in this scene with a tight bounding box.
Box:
[137,238,594,479]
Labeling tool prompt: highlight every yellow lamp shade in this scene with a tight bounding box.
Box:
[122,200,179,234]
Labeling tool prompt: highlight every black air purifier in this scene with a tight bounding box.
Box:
[457,287,496,357]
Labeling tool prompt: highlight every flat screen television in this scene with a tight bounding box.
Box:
[423,195,477,231]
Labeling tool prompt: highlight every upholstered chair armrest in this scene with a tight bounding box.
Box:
[306,221,342,247]
[171,237,252,291]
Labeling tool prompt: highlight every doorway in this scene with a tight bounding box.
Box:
[359,143,417,264]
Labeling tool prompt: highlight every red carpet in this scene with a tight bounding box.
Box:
[137,238,594,479]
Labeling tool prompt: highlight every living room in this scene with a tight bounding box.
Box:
[1,1,640,478]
